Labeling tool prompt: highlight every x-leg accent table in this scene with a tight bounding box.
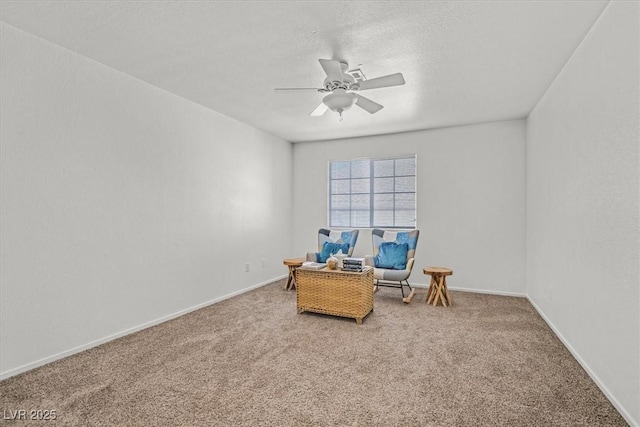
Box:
[283,258,305,291]
[424,267,453,307]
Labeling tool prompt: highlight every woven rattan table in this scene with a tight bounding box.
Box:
[296,267,374,324]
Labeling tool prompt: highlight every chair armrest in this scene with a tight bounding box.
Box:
[364,255,375,267]
[406,258,415,272]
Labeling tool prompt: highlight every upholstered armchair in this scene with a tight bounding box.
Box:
[306,229,360,263]
[365,229,420,302]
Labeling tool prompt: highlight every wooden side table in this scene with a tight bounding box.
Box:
[424,267,453,307]
[283,258,305,291]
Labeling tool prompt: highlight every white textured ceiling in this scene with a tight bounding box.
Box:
[0,1,608,142]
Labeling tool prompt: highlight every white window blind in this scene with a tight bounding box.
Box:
[328,155,416,228]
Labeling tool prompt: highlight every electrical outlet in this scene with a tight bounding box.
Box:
[245,263,250,272]
[262,258,266,268]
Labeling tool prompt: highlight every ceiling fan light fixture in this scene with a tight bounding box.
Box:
[322,89,356,118]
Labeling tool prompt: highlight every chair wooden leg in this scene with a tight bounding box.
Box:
[403,288,416,304]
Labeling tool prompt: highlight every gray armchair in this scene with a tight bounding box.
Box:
[365,229,420,303]
[306,228,359,262]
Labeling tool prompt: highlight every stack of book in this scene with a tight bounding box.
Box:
[342,257,365,272]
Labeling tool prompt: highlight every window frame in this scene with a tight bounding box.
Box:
[327,154,417,229]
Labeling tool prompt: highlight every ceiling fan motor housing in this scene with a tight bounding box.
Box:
[323,72,357,92]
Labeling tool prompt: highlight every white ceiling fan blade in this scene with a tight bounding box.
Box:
[319,59,343,82]
[275,88,322,92]
[354,94,384,114]
[356,73,405,91]
[310,102,329,116]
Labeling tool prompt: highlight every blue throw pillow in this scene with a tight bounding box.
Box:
[374,242,408,270]
[317,242,350,263]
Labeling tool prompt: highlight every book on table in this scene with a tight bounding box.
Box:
[301,261,326,270]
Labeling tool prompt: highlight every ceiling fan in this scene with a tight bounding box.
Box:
[275,59,406,119]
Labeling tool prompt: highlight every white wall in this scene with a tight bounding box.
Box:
[526,2,639,425]
[293,120,526,294]
[0,23,292,378]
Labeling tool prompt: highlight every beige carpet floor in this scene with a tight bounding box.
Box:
[0,279,627,426]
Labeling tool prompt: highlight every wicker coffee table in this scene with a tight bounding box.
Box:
[296,267,374,324]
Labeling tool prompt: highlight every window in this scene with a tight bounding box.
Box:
[328,155,416,228]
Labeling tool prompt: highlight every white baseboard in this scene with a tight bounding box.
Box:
[447,286,526,298]
[410,283,527,298]
[527,296,637,427]
[0,275,287,381]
